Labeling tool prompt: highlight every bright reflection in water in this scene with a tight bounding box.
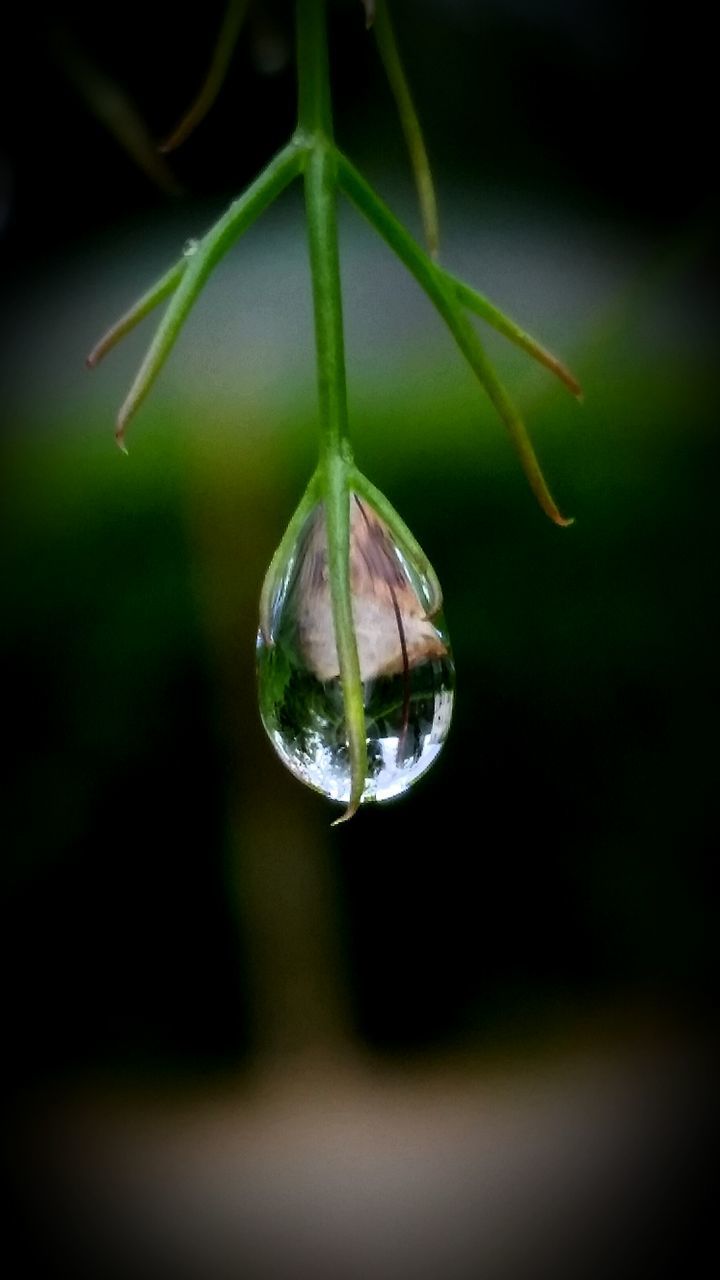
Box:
[257,496,454,804]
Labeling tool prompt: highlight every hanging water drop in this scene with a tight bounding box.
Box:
[183,237,199,257]
[257,493,454,806]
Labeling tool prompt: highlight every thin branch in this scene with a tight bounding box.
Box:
[447,308,574,527]
[160,0,251,154]
[448,274,582,399]
[86,259,187,369]
[360,0,376,27]
[299,0,368,821]
[115,139,304,450]
[337,151,572,527]
[373,0,440,258]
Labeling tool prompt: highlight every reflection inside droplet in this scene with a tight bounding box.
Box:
[257,495,454,805]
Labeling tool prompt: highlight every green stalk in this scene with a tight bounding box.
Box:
[447,274,582,399]
[160,0,251,154]
[114,139,303,449]
[297,0,367,821]
[374,0,440,258]
[337,151,572,527]
[86,259,186,369]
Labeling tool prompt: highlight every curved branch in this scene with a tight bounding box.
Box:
[447,274,582,399]
[160,0,251,154]
[86,259,187,369]
[373,0,440,258]
[337,151,573,527]
[115,140,305,450]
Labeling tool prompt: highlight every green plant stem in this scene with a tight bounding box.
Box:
[114,139,303,449]
[374,0,440,258]
[90,0,576,821]
[296,0,332,137]
[448,274,582,399]
[337,150,572,526]
[297,0,367,821]
[160,0,251,154]
[86,259,187,368]
[303,154,348,466]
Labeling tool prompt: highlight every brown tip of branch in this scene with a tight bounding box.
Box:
[158,126,187,156]
[542,351,583,400]
[561,368,583,401]
[114,420,129,455]
[535,477,574,528]
[86,336,110,369]
[547,354,582,400]
[361,0,376,29]
[543,501,574,527]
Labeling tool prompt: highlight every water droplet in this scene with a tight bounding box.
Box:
[183,237,199,257]
[257,494,454,806]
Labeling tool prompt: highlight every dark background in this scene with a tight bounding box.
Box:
[1,2,717,1276]
[2,0,717,264]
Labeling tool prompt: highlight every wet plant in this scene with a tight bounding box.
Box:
[89,0,581,821]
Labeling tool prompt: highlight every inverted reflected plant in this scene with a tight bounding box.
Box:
[89,0,580,821]
[257,480,454,807]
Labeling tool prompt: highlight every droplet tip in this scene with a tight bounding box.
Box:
[115,426,128,456]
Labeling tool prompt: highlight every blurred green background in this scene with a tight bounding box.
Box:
[1,2,717,1274]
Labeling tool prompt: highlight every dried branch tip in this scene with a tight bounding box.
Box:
[361,0,376,29]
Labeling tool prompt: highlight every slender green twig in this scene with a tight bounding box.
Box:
[337,150,572,526]
[114,139,304,450]
[445,308,573,526]
[447,274,582,399]
[160,0,251,153]
[86,259,187,368]
[361,0,376,27]
[373,0,440,258]
[298,0,367,821]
